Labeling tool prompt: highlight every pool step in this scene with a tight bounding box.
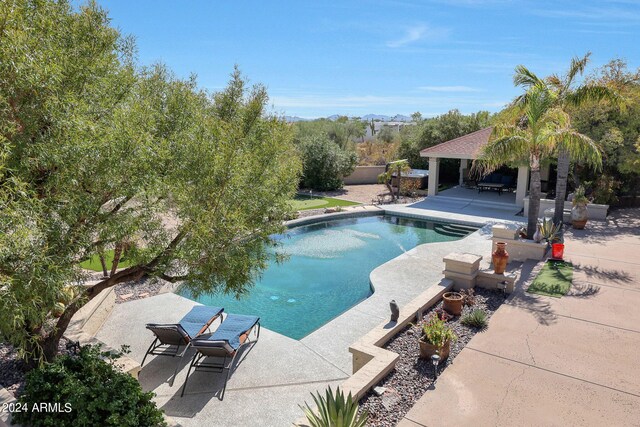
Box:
[434,223,477,238]
[443,223,478,234]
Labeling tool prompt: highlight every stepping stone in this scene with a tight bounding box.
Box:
[138,292,149,298]
[119,293,133,300]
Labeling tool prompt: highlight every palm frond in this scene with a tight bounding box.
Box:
[473,134,529,175]
[546,74,563,90]
[513,65,545,88]
[566,52,591,88]
[566,84,619,107]
[551,129,602,170]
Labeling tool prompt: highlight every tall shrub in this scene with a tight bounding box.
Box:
[298,136,357,190]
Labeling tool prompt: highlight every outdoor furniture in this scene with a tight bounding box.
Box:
[477,182,506,195]
[180,313,261,399]
[141,305,224,384]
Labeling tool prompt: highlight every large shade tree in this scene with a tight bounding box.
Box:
[513,53,615,225]
[0,0,301,364]
[474,85,601,237]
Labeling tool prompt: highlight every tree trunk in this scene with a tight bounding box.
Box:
[110,242,123,277]
[32,231,186,364]
[527,163,542,238]
[98,250,108,278]
[554,148,570,226]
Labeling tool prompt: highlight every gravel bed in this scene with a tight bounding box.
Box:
[359,288,506,426]
[0,338,74,397]
[114,277,168,303]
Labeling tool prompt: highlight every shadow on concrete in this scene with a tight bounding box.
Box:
[566,282,601,299]
[160,342,258,418]
[572,262,633,285]
[139,346,197,392]
[564,208,640,245]
[507,260,558,326]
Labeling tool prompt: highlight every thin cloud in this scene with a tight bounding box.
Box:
[418,85,483,92]
[386,25,449,48]
[271,94,498,109]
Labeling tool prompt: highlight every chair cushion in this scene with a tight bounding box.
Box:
[179,305,224,338]
[203,314,260,350]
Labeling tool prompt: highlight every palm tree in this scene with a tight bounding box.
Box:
[473,85,601,237]
[513,53,615,225]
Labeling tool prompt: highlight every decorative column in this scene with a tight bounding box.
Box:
[515,165,529,207]
[459,159,468,186]
[428,157,440,196]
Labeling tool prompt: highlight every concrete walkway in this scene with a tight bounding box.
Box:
[398,209,640,426]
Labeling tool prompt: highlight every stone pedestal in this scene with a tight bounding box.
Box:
[443,253,482,290]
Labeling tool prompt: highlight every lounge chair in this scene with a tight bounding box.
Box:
[180,313,261,399]
[141,305,224,384]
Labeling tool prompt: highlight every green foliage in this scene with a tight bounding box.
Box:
[13,345,166,427]
[572,186,589,206]
[0,0,301,363]
[376,125,396,144]
[474,85,599,237]
[421,312,457,348]
[539,217,563,243]
[585,175,620,205]
[300,386,368,427]
[79,249,132,272]
[572,59,640,199]
[460,309,488,329]
[377,159,410,201]
[297,135,357,190]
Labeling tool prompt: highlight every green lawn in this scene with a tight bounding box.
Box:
[290,194,361,211]
[527,260,573,298]
[80,249,132,272]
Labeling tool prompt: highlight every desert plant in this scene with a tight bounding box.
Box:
[13,345,166,427]
[572,185,589,206]
[421,312,457,348]
[300,386,368,427]
[461,309,488,329]
[539,217,563,243]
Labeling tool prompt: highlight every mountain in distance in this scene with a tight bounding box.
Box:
[283,115,310,123]
[284,114,415,123]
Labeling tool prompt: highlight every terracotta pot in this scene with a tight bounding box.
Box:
[571,204,588,229]
[442,292,463,316]
[419,339,451,360]
[492,242,509,274]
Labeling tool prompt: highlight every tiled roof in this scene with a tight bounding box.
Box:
[419,126,493,159]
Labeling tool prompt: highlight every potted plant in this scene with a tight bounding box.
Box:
[442,291,463,316]
[571,186,589,229]
[419,312,457,360]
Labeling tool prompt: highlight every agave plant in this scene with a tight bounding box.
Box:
[300,386,368,427]
[539,217,563,244]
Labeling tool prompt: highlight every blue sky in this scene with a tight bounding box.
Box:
[98,0,639,118]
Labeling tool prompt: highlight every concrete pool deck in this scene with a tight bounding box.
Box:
[95,208,524,426]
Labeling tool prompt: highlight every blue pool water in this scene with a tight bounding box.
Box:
[178,215,476,339]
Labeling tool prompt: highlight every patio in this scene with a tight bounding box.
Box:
[436,185,517,206]
[397,208,640,426]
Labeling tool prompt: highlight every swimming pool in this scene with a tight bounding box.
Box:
[178,215,477,339]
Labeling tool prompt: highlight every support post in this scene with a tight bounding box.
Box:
[428,157,440,196]
[459,159,468,186]
[515,165,529,207]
